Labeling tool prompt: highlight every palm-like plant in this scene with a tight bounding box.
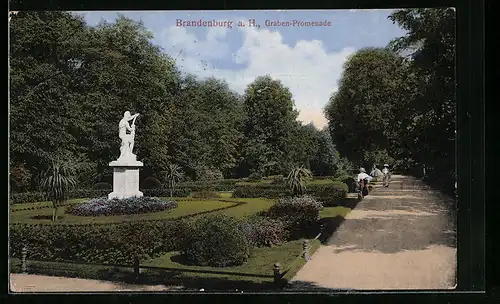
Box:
[164,164,184,198]
[39,160,78,221]
[285,166,313,196]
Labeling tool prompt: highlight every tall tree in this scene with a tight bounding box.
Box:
[240,75,299,176]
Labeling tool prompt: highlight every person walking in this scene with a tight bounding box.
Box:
[382,164,391,187]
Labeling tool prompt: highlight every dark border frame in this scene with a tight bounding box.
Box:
[6,0,487,301]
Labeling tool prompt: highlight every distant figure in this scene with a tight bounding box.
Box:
[382,164,391,187]
[371,165,383,178]
[357,167,372,198]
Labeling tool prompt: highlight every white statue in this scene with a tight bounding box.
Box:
[118,111,140,161]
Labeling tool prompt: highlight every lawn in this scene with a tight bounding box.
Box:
[10,199,238,225]
[9,195,275,225]
[141,239,305,285]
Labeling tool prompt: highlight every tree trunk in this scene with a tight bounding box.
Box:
[52,208,56,221]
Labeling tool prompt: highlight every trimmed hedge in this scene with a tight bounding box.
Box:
[9,188,192,205]
[232,182,348,206]
[9,220,192,264]
[178,180,237,192]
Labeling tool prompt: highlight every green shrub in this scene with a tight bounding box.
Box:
[9,220,191,264]
[191,190,220,199]
[182,214,251,267]
[266,196,322,232]
[178,180,236,192]
[307,182,348,206]
[232,183,347,204]
[248,172,263,182]
[66,197,178,216]
[142,188,191,198]
[232,184,291,199]
[141,177,162,189]
[337,176,357,193]
[196,167,224,181]
[240,216,289,247]
[9,192,46,204]
[93,182,112,190]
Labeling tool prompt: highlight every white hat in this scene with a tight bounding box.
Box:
[359,167,366,173]
[383,164,389,167]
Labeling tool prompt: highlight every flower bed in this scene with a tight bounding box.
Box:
[66,196,178,217]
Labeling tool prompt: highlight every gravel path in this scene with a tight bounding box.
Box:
[9,274,183,292]
[289,175,457,290]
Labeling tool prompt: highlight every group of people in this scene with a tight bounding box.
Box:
[356,164,391,198]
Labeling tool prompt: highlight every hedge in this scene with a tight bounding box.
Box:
[178,180,237,192]
[9,188,192,205]
[9,220,192,264]
[231,182,348,206]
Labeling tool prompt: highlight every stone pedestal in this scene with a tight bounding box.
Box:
[108,159,144,200]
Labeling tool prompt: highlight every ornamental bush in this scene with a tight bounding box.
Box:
[182,214,251,267]
[66,196,178,216]
[266,195,322,233]
[240,216,289,247]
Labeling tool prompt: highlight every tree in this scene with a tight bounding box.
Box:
[240,76,299,176]
[164,164,184,198]
[285,167,313,196]
[324,47,407,166]
[388,8,456,183]
[310,129,341,176]
[39,159,77,221]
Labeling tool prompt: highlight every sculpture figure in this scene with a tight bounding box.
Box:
[118,111,140,160]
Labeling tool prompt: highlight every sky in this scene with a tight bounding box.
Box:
[79,10,407,129]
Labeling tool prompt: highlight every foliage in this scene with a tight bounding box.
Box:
[195,167,224,181]
[239,76,299,176]
[191,190,220,199]
[66,196,178,216]
[239,216,289,247]
[140,177,162,189]
[164,163,184,197]
[93,182,112,190]
[232,183,347,202]
[265,196,322,233]
[182,214,251,267]
[9,188,191,205]
[9,219,191,264]
[285,167,313,195]
[247,172,263,182]
[9,162,33,193]
[39,159,78,221]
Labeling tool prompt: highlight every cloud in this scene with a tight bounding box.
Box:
[158,22,355,129]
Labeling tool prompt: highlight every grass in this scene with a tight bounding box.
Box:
[141,239,305,284]
[9,195,274,225]
[10,199,238,225]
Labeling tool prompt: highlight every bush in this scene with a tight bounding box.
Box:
[337,176,357,193]
[240,216,289,247]
[266,196,322,232]
[10,163,33,193]
[270,176,285,185]
[232,184,291,199]
[93,182,112,190]
[182,214,251,267]
[66,196,178,216]
[232,183,348,205]
[307,182,348,206]
[143,188,192,198]
[9,220,192,264]
[247,172,263,182]
[191,190,220,199]
[196,167,224,181]
[178,180,236,192]
[141,177,162,189]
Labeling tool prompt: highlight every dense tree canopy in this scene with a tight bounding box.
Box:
[9,9,455,196]
[324,8,456,192]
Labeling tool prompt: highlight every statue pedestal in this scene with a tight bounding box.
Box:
[108,159,144,200]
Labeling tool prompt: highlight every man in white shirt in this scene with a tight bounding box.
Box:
[357,167,372,182]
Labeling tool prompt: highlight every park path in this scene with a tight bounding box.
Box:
[9,274,183,292]
[288,175,457,290]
